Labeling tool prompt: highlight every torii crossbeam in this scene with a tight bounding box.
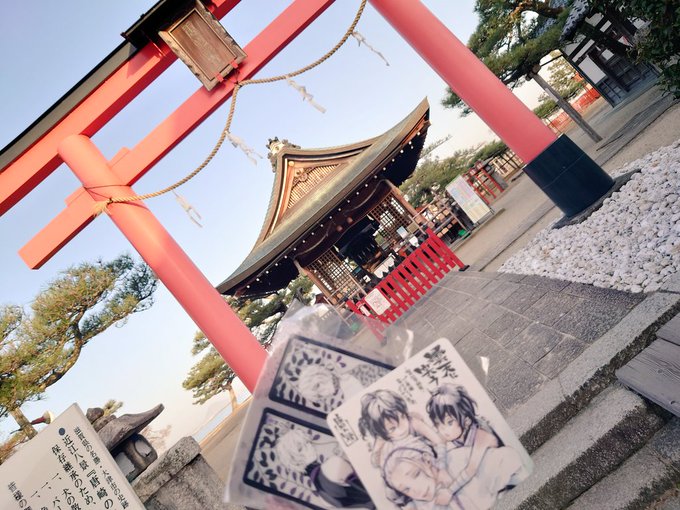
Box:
[0,0,614,392]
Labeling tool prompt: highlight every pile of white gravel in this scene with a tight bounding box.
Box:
[499,139,680,293]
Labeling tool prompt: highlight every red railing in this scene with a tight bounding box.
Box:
[572,86,601,112]
[464,163,504,204]
[547,86,601,133]
[346,229,466,324]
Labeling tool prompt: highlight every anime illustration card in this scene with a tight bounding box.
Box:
[327,338,533,510]
[270,335,394,418]
[227,328,401,510]
[243,408,375,510]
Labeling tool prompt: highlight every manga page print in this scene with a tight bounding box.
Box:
[270,335,393,418]
[244,409,375,510]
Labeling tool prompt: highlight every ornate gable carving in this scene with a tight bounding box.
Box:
[286,163,338,210]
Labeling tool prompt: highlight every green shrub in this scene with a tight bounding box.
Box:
[534,99,560,119]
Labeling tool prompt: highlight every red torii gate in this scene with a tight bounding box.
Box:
[0,0,613,392]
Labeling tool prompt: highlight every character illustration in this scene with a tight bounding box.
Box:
[382,444,453,509]
[276,429,374,509]
[270,337,391,416]
[357,390,444,469]
[381,441,521,510]
[355,386,523,509]
[244,410,375,509]
[426,384,507,489]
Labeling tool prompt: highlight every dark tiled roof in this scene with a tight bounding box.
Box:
[533,0,570,37]
[217,99,430,295]
[561,0,591,41]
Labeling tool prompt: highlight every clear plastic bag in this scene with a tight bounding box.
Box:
[224,302,418,510]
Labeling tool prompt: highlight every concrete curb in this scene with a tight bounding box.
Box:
[496,386,666,510]
[660,272,680,295]
[594,93,679,166]
[508,291,680,452]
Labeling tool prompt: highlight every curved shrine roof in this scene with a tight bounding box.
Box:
[217,98,430,296]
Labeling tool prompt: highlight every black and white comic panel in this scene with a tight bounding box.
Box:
[269,335,393,417]
[244,408,375,509]
[328,339,533,510]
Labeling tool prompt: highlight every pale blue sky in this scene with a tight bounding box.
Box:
[0,1,543,445]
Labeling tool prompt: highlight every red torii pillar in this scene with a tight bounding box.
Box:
[369,0,614,218]
[4,0,336,392]
[59,135,266,391]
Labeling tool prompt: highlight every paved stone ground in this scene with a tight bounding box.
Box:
[396,270,644,414]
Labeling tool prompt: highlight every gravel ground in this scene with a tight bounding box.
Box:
[499,139,680,293]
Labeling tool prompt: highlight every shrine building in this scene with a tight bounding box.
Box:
[217,99,433,305]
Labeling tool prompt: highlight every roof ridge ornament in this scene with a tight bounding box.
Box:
[266,137,301,170]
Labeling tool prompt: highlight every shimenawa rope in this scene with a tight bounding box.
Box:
[92,0,367,216]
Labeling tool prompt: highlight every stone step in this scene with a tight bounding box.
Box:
[495,385,666,510]
[565,418,680,510]
[507,291,680,453]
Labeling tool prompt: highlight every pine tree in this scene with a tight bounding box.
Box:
[0,255,157,439]
[443,0,568,114]
[442,0,628,115]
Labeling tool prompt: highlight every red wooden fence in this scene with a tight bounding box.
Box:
[346,228,466,324]
[547,86,601,133]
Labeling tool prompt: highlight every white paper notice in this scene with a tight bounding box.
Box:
[365,288,392,316]
[445,176,492,224]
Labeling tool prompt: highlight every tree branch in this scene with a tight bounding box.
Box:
[511,0,564,19]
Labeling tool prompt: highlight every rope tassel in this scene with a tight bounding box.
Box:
[352,31,390,66]
[92,201,111,217]
[226,132,263,165]
[285,76,326,113]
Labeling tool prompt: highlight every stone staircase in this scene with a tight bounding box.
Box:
[397,271,680,510]
[497,386,677,510]
[496,293,680,510]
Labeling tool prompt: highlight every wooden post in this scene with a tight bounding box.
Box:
[529,67,603,143]
[383,179,419,217]
[292,258,336,305]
